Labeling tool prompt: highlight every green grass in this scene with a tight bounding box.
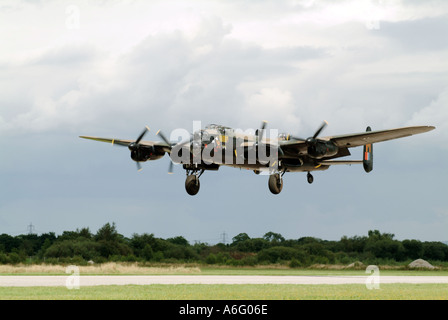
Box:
[1,284,447,300]
[1,265,447,300]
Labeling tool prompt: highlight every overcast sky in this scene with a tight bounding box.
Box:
[1,0,447,243]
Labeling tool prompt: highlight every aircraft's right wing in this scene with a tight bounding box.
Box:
[79,136,172,153]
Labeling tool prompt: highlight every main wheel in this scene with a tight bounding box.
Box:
[307,172,314,184]
[185,175,200,196]
[268,174,283,195]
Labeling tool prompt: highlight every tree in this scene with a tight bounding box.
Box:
[231,233,250,245]
[0,234,20,253]
[257,246,302,263]
[234,238,269,253]
[368,230,395,241]
[167,236,189,246]
[94,223,131,258]
[297,237,322,244]
[95,223,119,242]
[130,233,157,258]
[78,228,92,239]
[365,239,405,260]
[422,242,448,261]
[59,229,91,241]
[402,239,423,260]
[263,232,285,243]
[141,244,153,261]
[338,235,367,253]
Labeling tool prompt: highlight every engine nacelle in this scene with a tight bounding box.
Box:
[130,145,164,162]
[307,141,338,159]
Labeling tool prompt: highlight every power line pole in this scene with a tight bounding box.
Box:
[27,222,35,235]
[220,231,228,245]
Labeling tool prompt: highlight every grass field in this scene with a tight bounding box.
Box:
[1,263,447,300]
[1,262,448,276]
[0,284,447,300]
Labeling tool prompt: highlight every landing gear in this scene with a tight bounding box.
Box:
[307,172,314,184]
[185,169,204,196]
[185,175,200,195]
[268,173,283,195]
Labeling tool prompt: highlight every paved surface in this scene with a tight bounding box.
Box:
[1,275,448,287]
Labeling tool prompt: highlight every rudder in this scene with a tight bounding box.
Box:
[363,126,373,173]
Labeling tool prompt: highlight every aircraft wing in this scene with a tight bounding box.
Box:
[327,126,435,148]
[79,136,172,152]
[279,126,435,152]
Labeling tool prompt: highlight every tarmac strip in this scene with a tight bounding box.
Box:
[1,275,448,287]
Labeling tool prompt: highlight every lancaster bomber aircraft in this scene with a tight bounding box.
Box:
[80,121,435,195]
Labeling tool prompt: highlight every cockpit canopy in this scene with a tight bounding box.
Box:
[278,133,292,141]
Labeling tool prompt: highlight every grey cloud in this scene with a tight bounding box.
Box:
[375,15,448,51]
[53,19,328,133]
[31,44,99,66]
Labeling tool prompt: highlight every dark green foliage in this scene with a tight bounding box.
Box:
[422,242,448,261]
[167,236,189,246]
[0,226,446,266]
[232,233,250,243]
[263,232,285,243]
[95,223,120,242]
[402,239,424,260]
[258,246,304,263]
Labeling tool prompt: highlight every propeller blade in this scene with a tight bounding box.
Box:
[313,120,328,139]
[136,161,142,172]
[135,126,150,144]
[257,120,268,143]
[156,129,171,146]
[168,160,174,174]
[261,120,268,130]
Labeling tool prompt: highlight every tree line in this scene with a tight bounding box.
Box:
[0,223,447,267]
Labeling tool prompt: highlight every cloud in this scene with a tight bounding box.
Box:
[242,87,301,129]
[374,15,448,51]
[1,12,332,136]
[407,88,448,145]
[31,44,100,66]
[2,0,446,138]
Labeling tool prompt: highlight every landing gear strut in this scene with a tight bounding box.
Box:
[307,172,314,184]
[185,169,204,196]
[268,173,283,195]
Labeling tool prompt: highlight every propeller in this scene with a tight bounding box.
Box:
[252,120,286,160]
[290,120,328,144]
[256,120,268,144]
[306,120,328,145]
[128,126,150,171]
[156,129,176,174]
[288,120,332,158]
[156,129,171,146]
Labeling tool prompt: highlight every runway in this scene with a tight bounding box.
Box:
[1,275,448,287]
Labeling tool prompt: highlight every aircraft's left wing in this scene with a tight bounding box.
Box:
[279,125,435,153]
[327,126,435,148]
